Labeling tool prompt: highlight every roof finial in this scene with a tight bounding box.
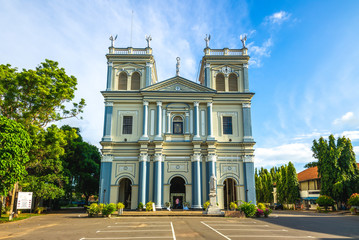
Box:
[204,34,211,48]
[145,35,152,48]
[240,34,247,48]
[176,57,180,76]
[109,35,117,47]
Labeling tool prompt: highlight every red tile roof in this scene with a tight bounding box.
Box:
[297,167,319,182]
[297,163,359,182]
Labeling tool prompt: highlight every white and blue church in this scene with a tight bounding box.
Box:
[99,36,256,209]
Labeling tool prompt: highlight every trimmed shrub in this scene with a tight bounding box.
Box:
[103,203,117,217]
[238,201,257,218]
[348,193,359,206]
[316,195,334,211]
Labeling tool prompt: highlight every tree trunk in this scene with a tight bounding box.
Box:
[8,183,17,221]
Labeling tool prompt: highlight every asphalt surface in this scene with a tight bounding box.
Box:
[0,210,358,240]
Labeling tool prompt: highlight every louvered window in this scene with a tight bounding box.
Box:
[173,116,183,134]
[123,116,133,134]
[119,72,127,90]
[131,72,140,90]
[223,116,233,134]
[229,74,238,91]
[216,73,225,91]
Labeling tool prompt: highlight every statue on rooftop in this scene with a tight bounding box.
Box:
[204,34,211,48]
[109,35,117,48]
[145,35,152,48]
[240,34,247,48]
[176,57,180,76]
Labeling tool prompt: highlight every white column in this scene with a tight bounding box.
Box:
[207,102,214,140]
[193,102,200,140]
[185,112,189,134]
[140,101,149,140]
[167,112,171,133]
[155,101,162,140]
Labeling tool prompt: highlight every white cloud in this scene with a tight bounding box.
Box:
[247,38,272,67]
[255,143,314,168]
[354,146,359,156]
[265,11,291,25]
[337,130,359,141]
[333,112,359,129]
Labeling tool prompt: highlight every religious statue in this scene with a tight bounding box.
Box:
[109,35,117,47]
[210,175,217,192]
[145,35,152,48]
[204,34,211,48]
[176,57,180,76]
[240,34,247,48]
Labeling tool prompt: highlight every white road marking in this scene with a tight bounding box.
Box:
[217,229,288,232]
[97,229,171,233]
[109,224,170,227]
[206,224,269,227]
[170,222,176,240]
[115,221,170,224]
[80,237,173,240]
[201,221,231,240]
[226,235,314,238]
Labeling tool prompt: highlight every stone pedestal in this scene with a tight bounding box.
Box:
[205,192,224,215]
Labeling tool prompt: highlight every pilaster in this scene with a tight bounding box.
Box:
[145,62,153,87]
[191,153,202,209]
[99,155,113,204]
[243,155,256,204]
[102,102,113,141]
[153,153,164,208]
[193,102,201,140]
[154,101,163,141]
[106,62,113,91]
[140,101,149,141]
[243,63,249,92]
[242,102,254,142]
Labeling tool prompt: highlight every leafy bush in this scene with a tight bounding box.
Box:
[183,202,190,207]
[98,203,105,213]
[348,193,359,206]
[87,203,100,216]
[203,201,210,210]
[238,201,257,218]
[138,202,144,209]
[146,201,154,211]
[263,208,272,217]
[117,202,125,210]
[230,202,238,210]
[257,203,266,211]
[102,203,116,216]
[165,202,171,207]
[316,195,335,211]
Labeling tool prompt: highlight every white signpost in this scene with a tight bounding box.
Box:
[16,192,33,210]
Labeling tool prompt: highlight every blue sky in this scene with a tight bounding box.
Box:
[1,0,359,172]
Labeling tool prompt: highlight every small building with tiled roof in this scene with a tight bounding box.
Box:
[297,167,321,208]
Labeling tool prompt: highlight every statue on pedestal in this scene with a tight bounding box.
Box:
[206,175,223,215]
[109,35,117,48]
[204,34,211,48]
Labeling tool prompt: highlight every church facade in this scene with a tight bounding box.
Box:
[99,37,256,209]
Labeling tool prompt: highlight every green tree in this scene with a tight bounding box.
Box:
[304,161,318,168]
[312,134,358,203]
[0,60,85,129]
[0,60,85,207]
[0,116,31,217]
[277,165,287,203]
[286,162,300,204]
[61,126,101,205]
[21,125,77,207]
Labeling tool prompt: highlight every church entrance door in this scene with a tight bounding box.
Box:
[118,178,132,209]
[223,178,237,210]
[170,177,185,209]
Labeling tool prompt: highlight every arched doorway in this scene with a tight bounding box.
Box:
[118,178,132,209]
[170,177,185,209]
[223,178,237,210]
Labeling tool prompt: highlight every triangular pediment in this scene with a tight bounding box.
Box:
[141,76,216,93]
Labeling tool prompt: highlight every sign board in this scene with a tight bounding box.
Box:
[17,192,33,209]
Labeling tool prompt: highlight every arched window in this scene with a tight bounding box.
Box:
[173,116,183,134]
[228,73,238,91]
[216,73,225,91]
[131,72,140,90]
[119,72,127,90]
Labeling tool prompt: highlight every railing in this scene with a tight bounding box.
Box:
[204,48,247,56]
[109,47,152,55]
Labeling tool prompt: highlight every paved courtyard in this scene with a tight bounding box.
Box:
[0,211,358,239]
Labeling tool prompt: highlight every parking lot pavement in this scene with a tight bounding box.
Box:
[80,220,176,240]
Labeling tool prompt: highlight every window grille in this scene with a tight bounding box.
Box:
[122,116,133,134]
[223,116,233,134]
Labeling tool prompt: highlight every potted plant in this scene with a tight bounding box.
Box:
[138,202,144,211]
[255,208,264,217]
[117,202,125,215]
[146,201,154,211]
[230,202,238,211]
[263,208,272,217]
[183,202,190,210]
[350,207,357,215]
[203,201,210,211]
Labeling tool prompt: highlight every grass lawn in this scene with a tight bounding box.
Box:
[0,213,40,223]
